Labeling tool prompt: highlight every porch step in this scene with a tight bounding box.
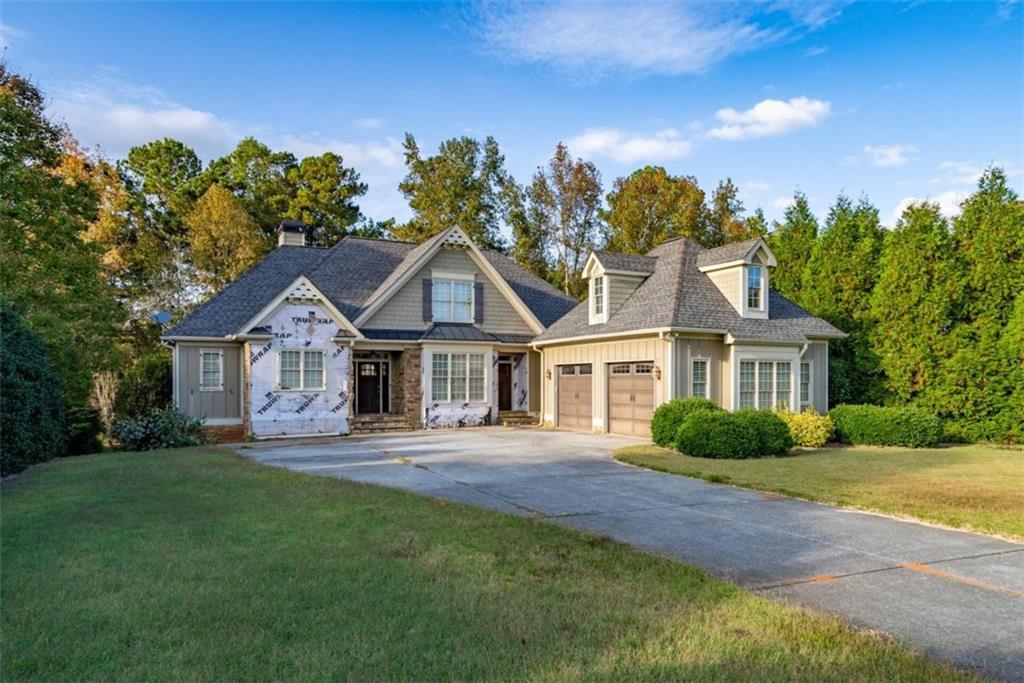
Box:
[498,411,540,427]
[351,413,413,434]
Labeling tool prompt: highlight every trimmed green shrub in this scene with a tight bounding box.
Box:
[114,352,172,422]
[66,407,103,455]
[1,302,67,475]
[829,404,943,448]
[776,409,835,448]
[675,409,758,459]
[650,397,721,447]
[112,408,206,451]
[734,409,794,456]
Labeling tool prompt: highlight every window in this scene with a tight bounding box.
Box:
[560,365,576,376]
[578,364,593,375]
[432,279,473,323]
[747,265,763,309]
[738,360,793,410]
[611,363,630,375]
[431,352,486,402]
[278,349,325,391]
[800,361,812,408]
[635,363,654,374]
[593,276,605,316]
[199,350,223,391]
[691,359,708,398]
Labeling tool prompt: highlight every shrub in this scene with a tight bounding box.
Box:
[674,409,757,459]
[66,407,103,455]
[776,409,835,448]
[650,397,721,447]
[114,352,172,421]
[112,408,206,451]
[829,404,943,448]
[1,302,67,475]
[734,409,794,456]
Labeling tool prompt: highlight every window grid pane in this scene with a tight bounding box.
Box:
[453,282,473,323]
[280,351,301,390]
[593,277,604,315]
[432,281,452,322]
[800,362,811,405]
[450,353,467,401]
[692,360,707,398]
[739,361,756,408]
[758,362,774,409]
[468,353,485,401]
[748,266,762,309]
[775,362,791,408]
[303,351,324,390]
[431,354,449,402]
[201,352,221,389]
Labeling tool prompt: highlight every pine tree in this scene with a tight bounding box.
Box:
[766,192,817,300]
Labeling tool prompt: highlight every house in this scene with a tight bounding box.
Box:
[163,221,843,440]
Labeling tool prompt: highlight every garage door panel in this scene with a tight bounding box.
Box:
[557,367,592,431]
[607,362,655,437]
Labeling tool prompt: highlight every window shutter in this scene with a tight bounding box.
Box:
[422,278,433,322]
[474,282,484,324]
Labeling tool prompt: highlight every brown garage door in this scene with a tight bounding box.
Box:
[608,362,655,437]
[557,364,592,430]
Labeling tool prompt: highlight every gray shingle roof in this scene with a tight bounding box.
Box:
[167,234,575,339]
[695,237,763,268]
[593,250,657,274]
[534,238,844,343]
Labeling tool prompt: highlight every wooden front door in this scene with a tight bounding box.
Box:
[498,362,512,411]
[356,361,389,414]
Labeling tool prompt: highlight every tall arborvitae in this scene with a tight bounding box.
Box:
[870,202,959,405]
[800,195,885,405]
[766,192,817,301]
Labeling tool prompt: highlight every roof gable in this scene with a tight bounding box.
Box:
[240,276,362,338]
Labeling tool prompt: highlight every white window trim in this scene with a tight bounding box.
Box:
[432,276,475,324]
[589,275,608,324]
[429,350,488,403]
[746,265,764,310]
[730,346,799,411]
[690,357,709,399]
[276,348,326,392]
[800,359,814,409]
[739,264,769,319]
[198,349,224,392]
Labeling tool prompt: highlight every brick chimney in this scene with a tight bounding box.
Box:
[277,219,308,247]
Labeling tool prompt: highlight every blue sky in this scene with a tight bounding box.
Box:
[4,1,1021,231]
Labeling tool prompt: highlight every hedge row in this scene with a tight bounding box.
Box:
[828,404,943,448]
[672,407,794,459]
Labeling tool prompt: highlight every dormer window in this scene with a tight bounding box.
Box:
[589,275,608,324]
[747,265,763,310]
[593,276,605,316]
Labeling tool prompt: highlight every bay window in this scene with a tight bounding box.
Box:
[431,352,486,402]
[278,349,325,391]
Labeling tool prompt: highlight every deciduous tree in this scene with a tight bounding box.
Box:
[186,184,270,291]
[600,166,709,253]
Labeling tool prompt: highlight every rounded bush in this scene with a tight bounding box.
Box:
[112,408,207,451]
[674,409,760,459]
[734,409,794,456]
[829,404,943,448]
[776,409,835,448]
[650,397,721,447]
[114,352,172,422]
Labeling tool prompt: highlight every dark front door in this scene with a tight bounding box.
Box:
[357,361,381,414]
[498,362,512,411]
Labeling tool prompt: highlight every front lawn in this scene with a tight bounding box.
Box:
[615,443,1024,540]
[0,448,971,682]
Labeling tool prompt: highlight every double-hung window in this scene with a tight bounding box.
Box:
[433,279,473,323]
[431,352,486,402]
[800,361,812,409]
[739,359,792,410]
[278,349,325,391]
[199,350,223,392]
[747,265,763,310]
[593,277,605,316]
[691,359,708,398]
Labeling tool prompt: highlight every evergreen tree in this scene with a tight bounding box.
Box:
[284,152,366,245]
[800,195,885,405]
[870,202,959,404]
[766,192,817,301]
[600,166,709,253]
[707,178,745,245]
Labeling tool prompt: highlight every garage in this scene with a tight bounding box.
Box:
[607,362,655,437]
[557,364,592,430]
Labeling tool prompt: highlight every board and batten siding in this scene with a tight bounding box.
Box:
[363,247,535,335]
[802,341,829,413]
[528,350,542,412]
[175,342,243,423]
[672,336,727,405]
[541,336,671,432]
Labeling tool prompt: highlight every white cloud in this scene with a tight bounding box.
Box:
[0,22,30,50]
[890,190,966,225]
[706,96,831,141]
[932,160,1022,186]
[566,128,692,163]
[805,45,828,57]
[743,180,772,192]
[473,2,846,79]
[353,117,385,130]
[278,135,404,169]
[773,195,794,210]
[864,144,916,167]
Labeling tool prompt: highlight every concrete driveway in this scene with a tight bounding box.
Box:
[234,427,1023,681]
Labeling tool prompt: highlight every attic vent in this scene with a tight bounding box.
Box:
[441,229,471,248]
[285,280,319,302]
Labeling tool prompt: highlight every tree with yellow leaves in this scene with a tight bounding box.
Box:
[185,184,270,293]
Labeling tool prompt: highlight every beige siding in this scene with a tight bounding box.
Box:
[541,336,670,432]
[606,275,644,316]
[706,267,742,313]
[175,342,243,422]
[528,350,541,412]
[364,247,535,335]
[673,336,727,405]
[801,341,830,413]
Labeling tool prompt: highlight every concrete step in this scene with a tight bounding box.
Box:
[498,411,540,427]
[351,413,413,434]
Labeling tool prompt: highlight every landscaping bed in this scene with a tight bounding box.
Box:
[1,448,972,682]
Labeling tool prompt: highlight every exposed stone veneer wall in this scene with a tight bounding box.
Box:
[399,348,422,427]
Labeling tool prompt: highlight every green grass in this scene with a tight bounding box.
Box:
[615,443,1024,540]
[1,449,973,682]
